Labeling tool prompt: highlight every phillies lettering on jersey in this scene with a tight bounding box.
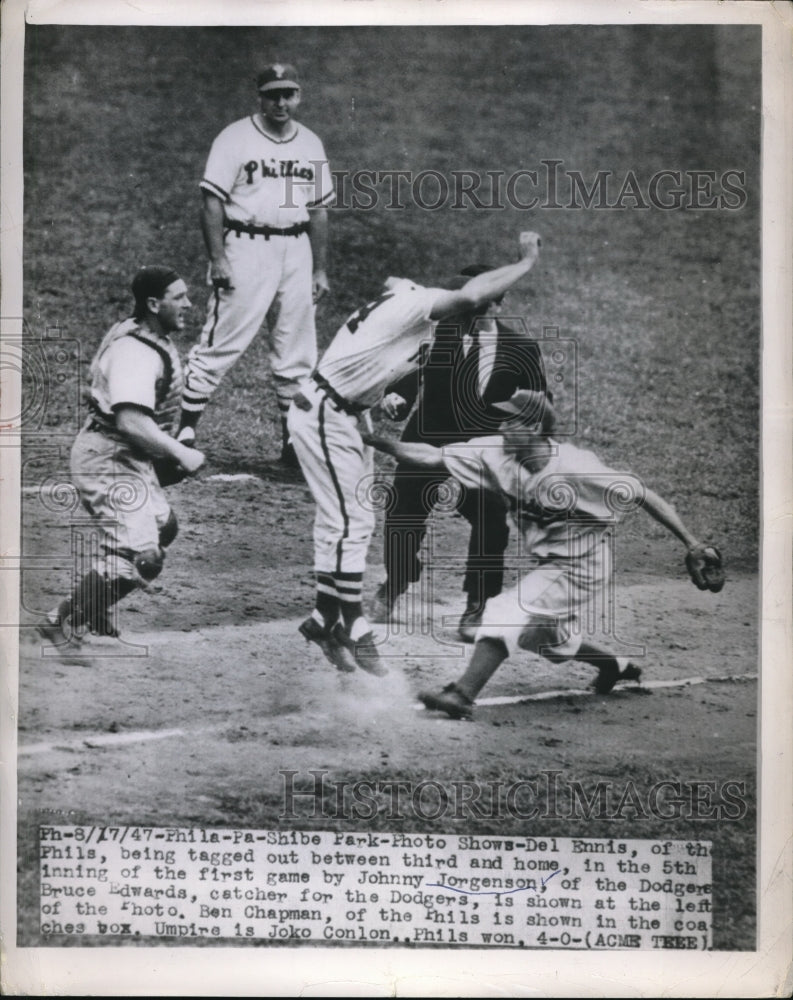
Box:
[316,279,445,409]
[242,159,317,182]
[201,118,334,228]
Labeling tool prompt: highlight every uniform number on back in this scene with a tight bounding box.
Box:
[345,292,395,334]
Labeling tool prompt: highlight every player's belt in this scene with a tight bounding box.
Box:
[225,219,310,239]
[311,373,367,416]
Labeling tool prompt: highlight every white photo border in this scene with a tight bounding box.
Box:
[1,0,791,995]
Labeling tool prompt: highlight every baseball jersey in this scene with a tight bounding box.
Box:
[200,117,334,227]
[86,319,184,434]
[317,280,445,409]
[443,437,634,558]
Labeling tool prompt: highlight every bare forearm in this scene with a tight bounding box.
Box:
[364,433,446,472]
[430,232,541,320]
[116,409,196,464]
[200,192,227,263]
[309,207,328,272]
[463,258,536,308]
[640,488,699,549]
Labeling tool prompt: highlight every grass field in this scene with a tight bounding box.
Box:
[16,22,761,959]
[23,24,760,562]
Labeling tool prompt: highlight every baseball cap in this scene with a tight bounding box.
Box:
[257,63,300,92]
[492,389,556,433]
[131,265,181,306]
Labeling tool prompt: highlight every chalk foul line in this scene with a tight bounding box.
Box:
[17,673,756,756]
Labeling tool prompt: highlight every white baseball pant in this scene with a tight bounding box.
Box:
[287,379,376,574]
[184,230,316,411]
[476,535,611,660]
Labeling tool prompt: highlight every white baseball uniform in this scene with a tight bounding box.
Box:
[442,437,632,658]
[287,279,445,574]
[182,114,334,418]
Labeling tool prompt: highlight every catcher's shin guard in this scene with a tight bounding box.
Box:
[69,570,137,637]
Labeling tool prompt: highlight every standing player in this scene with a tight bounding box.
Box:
[287,232,543,677]
[177,63,334,465]
[37,267,205,651]
[364,389,725,719]
[371,264,548,640]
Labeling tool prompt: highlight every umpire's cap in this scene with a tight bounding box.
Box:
[257,63,300,92]
[131,265,181,318]
[492,389,557,433]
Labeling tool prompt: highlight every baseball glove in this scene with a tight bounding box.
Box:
[685,544,725,593]
[152,457,191,488]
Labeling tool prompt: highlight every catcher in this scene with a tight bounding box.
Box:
[363,389,724,719]
[37,266,205,652]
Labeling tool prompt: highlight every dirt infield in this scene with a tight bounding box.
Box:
[17,474,757,948]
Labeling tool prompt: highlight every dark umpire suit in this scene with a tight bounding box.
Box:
[373,301,548,637]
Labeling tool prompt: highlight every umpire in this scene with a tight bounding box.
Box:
[370,265,548,640]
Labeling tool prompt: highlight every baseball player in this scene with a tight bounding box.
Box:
[363,389,725,719]
[371,264,549,641]
[177,63,334,465]
[37,266,205,651]
[286,232,543,677]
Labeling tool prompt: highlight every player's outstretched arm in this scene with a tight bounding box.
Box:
[429,232,542,321]
[362,432,446,472]
[640,488,725,592]
[638,487,700,549]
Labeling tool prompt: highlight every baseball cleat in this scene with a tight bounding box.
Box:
[35,600,85,653]
[299,616,357,673]
[592,661,642,695]
[350,631,388,677]
[90,613,121,639]
[419,683,473,720]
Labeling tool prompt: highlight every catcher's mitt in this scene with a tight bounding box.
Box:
[685,544,725,593]
[152,457,191,488]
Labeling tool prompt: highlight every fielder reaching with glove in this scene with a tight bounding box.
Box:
[37,266,205,652]
[363,388,724,719]
[287,232,543,676]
